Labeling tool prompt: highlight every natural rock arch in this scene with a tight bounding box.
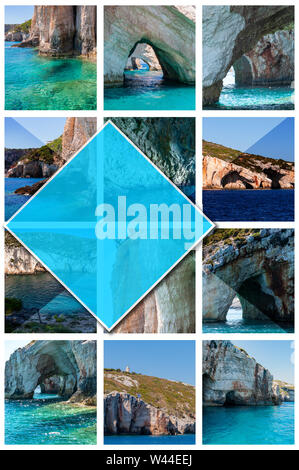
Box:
[203,5,294,105]
[125,43,162,71]
[203,229,294,323]
[104,6,195,86]
[5,340,96,402]
[233,55,253,86]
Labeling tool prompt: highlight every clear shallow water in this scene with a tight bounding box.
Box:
[6,272,87,315]
[203,189,294,222]
[205,85,294,110]
[104,434,195,445]
[5,398,96,445]
[203,403,294,445]
[5,177,43,221]
[5,42,96,110]
[104,71,195,110]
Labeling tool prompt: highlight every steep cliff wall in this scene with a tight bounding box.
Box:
[109,118,195,187]
[234,30,294,86]
[104,6,195,86]
[113,253,195,333]
[203,6,294,105]
[5,340,96,404]
[203,229,294,323]
[5,148,32,171]
[5,231,44,274]
[16,6,96,59]
[61,117,97,164]
[203,140,294,190]
[203,341,279,406]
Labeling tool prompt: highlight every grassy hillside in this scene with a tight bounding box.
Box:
[13,19,32,33]
[104,369,195,418]
[203,140,293,172]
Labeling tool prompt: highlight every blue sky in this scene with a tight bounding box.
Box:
[5,340,29,362]
[104,340,195,385]
[5,117,66,148]
[203,117,294,162]
[233,341,294,384]
[5,6,34,24]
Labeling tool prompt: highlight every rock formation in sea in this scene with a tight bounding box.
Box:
[113,253,195,333]
[109,117,195,187]
[125,43,162,71]
[15,6,97,59]
[6,117,97,181]
[5,340,96,405]
[5,231,44,275]
[203,140,294,190]
[104,370,195,435]
[104,6,195,86]
[203,340,288,406]
[234,30,294,86]
[202,6,294,105]
[203,229,294,323]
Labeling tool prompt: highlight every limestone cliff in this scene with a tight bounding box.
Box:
[61,117,97,164]
[104,6,195,86]
[5,231,44,275]
[126,43,162,71]
[203,341,279,406]
[104,370,195,435]
[5,148,32,171]
[108,118,195,187]
[203,6,294,105]
[234,29,294,86]
[203,140,294,190]
[203,229,294,323]
[15,6,96,59]
[273,380,294,403]
[5,340,96,404]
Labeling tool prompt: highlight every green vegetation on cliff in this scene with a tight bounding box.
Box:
[204,228,261,247]
[203,140,293,171]
[20,136,62,165]
[5,230,21,248]
[104,369,195,418]
[13,19,32,33]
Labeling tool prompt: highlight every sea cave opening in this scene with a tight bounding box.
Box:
[226,296,243,322]
[124,42,164,86]
[223,66,235,88]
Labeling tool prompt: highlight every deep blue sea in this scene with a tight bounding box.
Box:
[5,42,96,110]
[5,396,96,445]
[5,177,43,221]
[203,403,294,445]
[203,189,294,222]
[204,84,294,110]
[6,271,88,315]
[203,308,294,333]
[104,434,195,445]
[104,70,195,110]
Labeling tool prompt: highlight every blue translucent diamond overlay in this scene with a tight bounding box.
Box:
[7,122,213,330]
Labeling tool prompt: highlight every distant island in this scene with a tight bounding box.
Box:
[203,139,294,190]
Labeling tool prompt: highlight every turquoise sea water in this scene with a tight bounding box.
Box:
[203,403,294,445]
[104,434,195,445]
[5,397,97,445]
[5,42,96,110]
[104,71,195,110]
[5,177,43,221]
[203,309,294,334]
[205,85,294,110]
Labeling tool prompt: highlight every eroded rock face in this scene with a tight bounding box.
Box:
[203,154,294,190]
[16,6,96,58]
[5,340,96,403]
[104,6,195,86]
[5,31,29,41]
[5,239,44,275]
[113,253,195,333]
[234,30,294,86]
[109,118,195,187]
[7,160,58,178]
[5,148,31,171]
[203,6,294,105]
[104,392,195,435]
[61,117,97,164]
[126,43,162,71]
[203,229,294,323]
[203,341,278,406]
